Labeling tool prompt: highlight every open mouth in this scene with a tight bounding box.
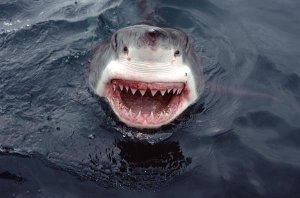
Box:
[105,79,187,128]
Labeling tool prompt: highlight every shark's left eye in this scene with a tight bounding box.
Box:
[174,50,180,57]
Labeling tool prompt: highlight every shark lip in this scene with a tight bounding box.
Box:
[105,79,187,128]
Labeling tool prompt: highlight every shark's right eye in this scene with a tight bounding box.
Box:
[123,46,128,53]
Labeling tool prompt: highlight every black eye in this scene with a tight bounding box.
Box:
[123,46,128,53]
[174,50,180,57]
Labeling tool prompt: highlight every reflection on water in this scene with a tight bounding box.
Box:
[0,139,191,193]
[87,140,191,189]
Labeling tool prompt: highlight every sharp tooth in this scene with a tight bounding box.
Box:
[119,85,123,91]
[173,89,177,94]
[125,86,129,92]
[151,90,157,96]
[113,85,116,91]
[129,108,132,115]
[167,89,172,93]
[140,89,146,96]
[131,88,137,95]
[137,110,141,117]
[178,89,182,94]
[159,112,163,118]
[160,90,166,96]
[150,111,154,121]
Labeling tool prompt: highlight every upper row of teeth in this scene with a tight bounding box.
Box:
[113,85,182,96]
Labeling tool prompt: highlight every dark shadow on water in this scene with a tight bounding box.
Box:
[0,139,192,192]
[84,139,192,190]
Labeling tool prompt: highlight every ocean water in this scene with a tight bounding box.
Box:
[1,0,300,197]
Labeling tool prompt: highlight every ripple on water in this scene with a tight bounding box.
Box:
[1,0,300,196]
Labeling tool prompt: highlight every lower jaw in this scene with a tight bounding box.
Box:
[113,114,180,129]
[106,95,183,129]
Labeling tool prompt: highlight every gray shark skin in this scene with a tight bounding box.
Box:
[89,25,204,129]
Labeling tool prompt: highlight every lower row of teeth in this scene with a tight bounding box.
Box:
[113,85,182,96]
[114,101,172,119]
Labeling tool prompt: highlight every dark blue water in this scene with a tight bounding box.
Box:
[1,0,300,197]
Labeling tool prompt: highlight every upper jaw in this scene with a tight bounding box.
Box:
[95,60,195,96]
[111,79,185,94]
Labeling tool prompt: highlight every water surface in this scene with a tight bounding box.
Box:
[1,0,300,197]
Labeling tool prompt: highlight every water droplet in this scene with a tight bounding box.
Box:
[88,134,95,139]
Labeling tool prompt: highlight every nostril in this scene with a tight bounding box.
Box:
[144,29,168,47]
[147,29,160,39]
